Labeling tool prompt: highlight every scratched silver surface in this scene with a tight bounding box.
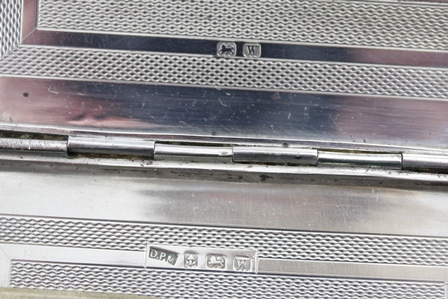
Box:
[2,1,448,298]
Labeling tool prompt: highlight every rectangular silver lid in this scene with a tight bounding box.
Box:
[1,0,448,154]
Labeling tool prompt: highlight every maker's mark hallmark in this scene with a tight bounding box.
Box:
[217,42,237,57]
[148,247,178,265]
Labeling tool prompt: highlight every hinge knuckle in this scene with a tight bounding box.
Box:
[403,154,448,174]
[0,137,67,156]
[154,144,233,162]
[317,151,402,170]
[233,146,318,166]
[67,136,155,157]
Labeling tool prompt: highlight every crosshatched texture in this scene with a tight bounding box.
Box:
[2,216,448,267]
[0,0,22,59]
[38,0,448,51]
[10,262,446,299]
[1,46,448,99]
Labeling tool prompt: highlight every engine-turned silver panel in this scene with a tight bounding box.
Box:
[0,0,22,58]
[2,46,448,100]
[9,262,447,299]
[37,0,448,52]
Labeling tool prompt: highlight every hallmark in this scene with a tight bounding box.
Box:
[217,42,237,57]
[243,43,262,58]
[146,244,257,273]
[207,255,226,269]
[184,252,199,268]
[233,256,252,271]
[148,247,178,265]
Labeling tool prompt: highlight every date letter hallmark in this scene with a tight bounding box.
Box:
[243,43,262,58]
[234,256,252,272]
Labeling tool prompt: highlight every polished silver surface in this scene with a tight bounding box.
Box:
[21,0,37,41]
[1,161,448,237]
[1,75,448,152]
[260,259,448,282]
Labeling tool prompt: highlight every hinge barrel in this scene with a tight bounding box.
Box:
[233,146,318,166]
[68,136,155,157]
[318,151,402,169]
[403,154,448,174]
[154,144,233,162]
[0,138,67,156]
[5,134,448,175]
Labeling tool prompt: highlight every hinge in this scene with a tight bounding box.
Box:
[2,135,448,174]
[402,153,448,174]
[0,137,67,156]
[155,144,448,174]
[232,146,318,166]
[318,151,402,169]
[67,136,155,157]
[155,144,233,162]
[152,143,404,170]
